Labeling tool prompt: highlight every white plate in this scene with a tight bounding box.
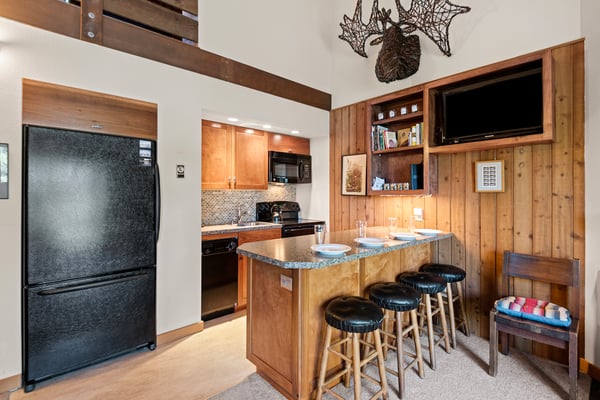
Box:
[413,228,443,236]
[390,232,419,241]
[353,237,386,248]
[311,244,352,256]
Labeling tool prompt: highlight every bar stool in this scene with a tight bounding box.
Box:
[316,296,389,400]
[368,282,425,398]
[398,271,451,370]
[420,263,470,348]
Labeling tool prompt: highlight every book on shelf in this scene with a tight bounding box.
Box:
[410,163,423,190]
[397,128,411,147]
[385,131,398,148]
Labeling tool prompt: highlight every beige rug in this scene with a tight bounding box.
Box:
[8,316,255,400]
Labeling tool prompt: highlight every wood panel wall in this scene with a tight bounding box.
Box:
[329,40,585,360]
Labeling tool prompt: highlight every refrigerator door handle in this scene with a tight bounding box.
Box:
[155,162,161,243]
[37,273,148,296]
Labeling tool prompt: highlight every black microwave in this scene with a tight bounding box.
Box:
[268,151,311,184]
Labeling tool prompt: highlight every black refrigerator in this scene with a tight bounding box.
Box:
[22,125,159,392]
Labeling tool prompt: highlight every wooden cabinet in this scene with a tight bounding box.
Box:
[426,48,554,154]
[201,120,268,190]
[268,132,310,155]
[367,85,436,195]
[237,228,282,310]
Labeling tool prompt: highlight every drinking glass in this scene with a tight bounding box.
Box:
[314,224,326,244]
[356,220,367,238]
[387,217,398,235]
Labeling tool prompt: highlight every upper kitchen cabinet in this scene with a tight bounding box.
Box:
[202,120,268,190]
[268,133,310,155]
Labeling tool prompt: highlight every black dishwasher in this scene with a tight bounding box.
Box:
[201,237,238,321]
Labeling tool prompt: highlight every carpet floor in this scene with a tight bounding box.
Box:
[210,332,592,400]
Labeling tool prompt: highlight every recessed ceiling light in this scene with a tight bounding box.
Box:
[291,130,300,134]
[262,124,272,129]
[227,117,239,122]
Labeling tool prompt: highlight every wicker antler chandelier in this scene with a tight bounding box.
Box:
[339,0,471,82]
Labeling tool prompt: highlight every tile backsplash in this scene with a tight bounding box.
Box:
[201,185,296,226]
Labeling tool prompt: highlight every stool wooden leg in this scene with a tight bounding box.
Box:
[395,311,405,398]
[446,283,457,348]
[410,309,425,379]
[352,332,362,400]
[437,292,451,353]
[316,325,332,400]
[423,293,436,370]
[455,281,470,336]
[373,328,389,400]
[344,331,352,387]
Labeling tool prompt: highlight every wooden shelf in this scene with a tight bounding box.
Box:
[372,145,424,155]
[372,111,423,126]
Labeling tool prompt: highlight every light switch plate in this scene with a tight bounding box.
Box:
[176,164,185,178]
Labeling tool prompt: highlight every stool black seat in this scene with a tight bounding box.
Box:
[369,282,421,311]
[420,263,470,347]
[420,263,465,283]
[369,282,425,398]
[316,296,389,400]
[399,271,446,293]
[398,271,451,370]
[325,295,384,333]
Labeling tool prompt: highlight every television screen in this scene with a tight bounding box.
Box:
[441,65,543,144]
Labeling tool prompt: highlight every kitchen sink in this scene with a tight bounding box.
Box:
[236,221,274,227]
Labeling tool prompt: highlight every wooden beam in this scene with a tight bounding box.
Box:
[104,0,198,42]
[155,0,198,15]
[0,0,331,111]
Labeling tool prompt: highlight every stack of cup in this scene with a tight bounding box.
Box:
[356,220,367,238]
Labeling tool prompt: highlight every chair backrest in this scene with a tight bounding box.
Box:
[501,251,581,319]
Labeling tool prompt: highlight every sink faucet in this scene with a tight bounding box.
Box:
[237,205,247,224]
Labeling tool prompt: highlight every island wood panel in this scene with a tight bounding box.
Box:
[248,262,294,395]
[328,40,585,363]
[297,261,361,399]
[22,79,157,140]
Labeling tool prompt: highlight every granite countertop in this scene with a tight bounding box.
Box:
[202,221,281,235]
[237,226,452,269]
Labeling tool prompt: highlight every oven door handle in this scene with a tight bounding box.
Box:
[284,226,314,233]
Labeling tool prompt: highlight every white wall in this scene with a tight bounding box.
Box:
[0,15,330,380]
[582,0,600,365]
[330,0,581,108]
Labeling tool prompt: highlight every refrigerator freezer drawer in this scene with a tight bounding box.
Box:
[23,269,156,389]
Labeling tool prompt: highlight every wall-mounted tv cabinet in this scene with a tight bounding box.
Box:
[364,47,555,196]
[426,48,554,154]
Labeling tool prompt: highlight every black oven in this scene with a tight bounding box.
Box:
[256,201,324,238]
[268,151,311,184]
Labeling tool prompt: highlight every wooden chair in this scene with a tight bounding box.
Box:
[489,251,581,400]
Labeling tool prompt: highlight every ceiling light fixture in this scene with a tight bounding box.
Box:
[262,124,272,129]
[227,117,239,122]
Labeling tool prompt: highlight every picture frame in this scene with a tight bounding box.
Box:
[0,144,7,199]
[342,153,367,196]
[475,160,504,192]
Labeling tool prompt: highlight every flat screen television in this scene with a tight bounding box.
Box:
[441,62,543,144]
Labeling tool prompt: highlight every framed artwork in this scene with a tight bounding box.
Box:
[342,153,367,196]
[475,160,504,192]
[0,144,7,199]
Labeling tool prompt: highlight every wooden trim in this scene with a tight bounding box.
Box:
[0,374,20,394]
[22,78,158,140]
[155,0,198,15]
[81,0,104,44]
[580,358,600,380]
[104,0,198,42]
[0,0,331,111]
[156,321,204,346]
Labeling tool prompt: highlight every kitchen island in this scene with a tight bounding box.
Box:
[237,226,452,400]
